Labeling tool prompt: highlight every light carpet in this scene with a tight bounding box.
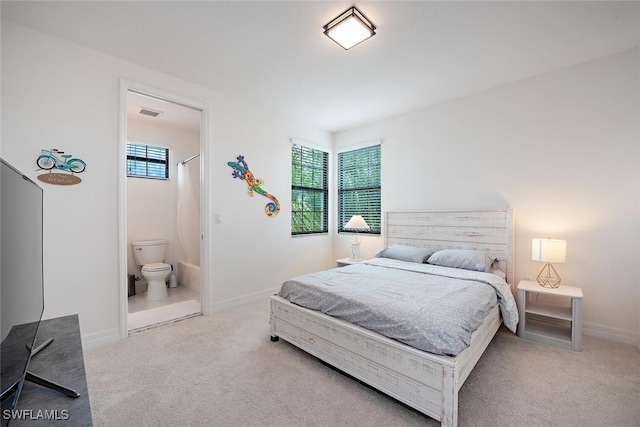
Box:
[127,299,201,332]
[86,298,640,427]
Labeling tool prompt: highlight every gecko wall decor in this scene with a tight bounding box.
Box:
[227,155,280,217]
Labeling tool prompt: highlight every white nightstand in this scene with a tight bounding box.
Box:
[336,258,362,267]
[517,280,583,351]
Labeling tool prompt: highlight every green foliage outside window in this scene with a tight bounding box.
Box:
[291,143,328,235]
[338,144,381,234]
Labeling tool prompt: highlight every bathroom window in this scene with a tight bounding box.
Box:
[126,143,169,179]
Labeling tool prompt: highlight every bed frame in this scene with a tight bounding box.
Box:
[270,210,514,427]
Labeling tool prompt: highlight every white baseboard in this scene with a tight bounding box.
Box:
[207,287,280,314]
[583,321,639,347]
[82,293,639,350]
[82,327,121,350]
[81,289,280,350]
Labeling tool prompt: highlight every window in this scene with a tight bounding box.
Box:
[291,142,329,235]
[338,144,381,234]
[126,143,169,179]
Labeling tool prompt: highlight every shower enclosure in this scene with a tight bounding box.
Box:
[176,153,201,293]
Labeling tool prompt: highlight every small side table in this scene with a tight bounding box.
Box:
[336,258,362,267]
[517,280,583,351]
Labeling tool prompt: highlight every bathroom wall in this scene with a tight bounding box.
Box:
[127,117,200,291]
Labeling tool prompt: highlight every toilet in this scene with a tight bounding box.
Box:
[132,239,171,301]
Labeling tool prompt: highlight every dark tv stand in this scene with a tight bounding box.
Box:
[10,315,92,426]
[25,337,80,398]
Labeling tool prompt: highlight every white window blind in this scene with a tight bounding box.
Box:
[291,142,329,235]
[338,144,381,234]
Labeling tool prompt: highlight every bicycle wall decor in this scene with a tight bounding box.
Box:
[36,149,86,185]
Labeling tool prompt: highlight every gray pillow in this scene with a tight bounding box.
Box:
[375,245,433,263]
[427,249,496,272]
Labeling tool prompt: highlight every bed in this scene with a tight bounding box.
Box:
[270,210,515,427]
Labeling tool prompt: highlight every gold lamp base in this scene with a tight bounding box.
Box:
[537,263,561,288]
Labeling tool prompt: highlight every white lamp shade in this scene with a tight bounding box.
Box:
[532,238,566,263]
[344,215,370,231]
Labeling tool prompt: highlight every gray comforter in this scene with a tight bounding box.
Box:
[278,257,519,356]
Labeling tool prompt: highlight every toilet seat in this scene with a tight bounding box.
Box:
[142,262,171,273]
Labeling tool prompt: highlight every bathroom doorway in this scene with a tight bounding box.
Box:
[119,83,208,335]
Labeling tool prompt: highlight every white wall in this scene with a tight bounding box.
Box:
[334,49,640,345]
[1,21,333,346]
[3,20,637,347]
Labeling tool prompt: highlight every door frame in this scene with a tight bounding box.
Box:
[118,79,211,339]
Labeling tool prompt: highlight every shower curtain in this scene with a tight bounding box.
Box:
[177,160,200,266]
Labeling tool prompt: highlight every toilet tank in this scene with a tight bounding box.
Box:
[132,240,167,266]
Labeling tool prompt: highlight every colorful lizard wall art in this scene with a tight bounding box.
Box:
[227,155,280,217]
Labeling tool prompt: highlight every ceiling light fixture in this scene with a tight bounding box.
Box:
[323,6,376,50]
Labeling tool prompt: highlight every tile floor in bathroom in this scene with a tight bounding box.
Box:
[128,283,200,314]
[127,285,201,331]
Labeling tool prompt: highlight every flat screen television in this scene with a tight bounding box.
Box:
[1,159,79,426]
[1,159,45,417]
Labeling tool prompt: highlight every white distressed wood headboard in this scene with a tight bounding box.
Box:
[384,210,514,286]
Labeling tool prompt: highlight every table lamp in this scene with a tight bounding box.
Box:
[344,215,370,260]
[531,238,566,288]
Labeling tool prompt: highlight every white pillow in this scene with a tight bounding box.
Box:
[427,249,496,272]
[375,245,434,263]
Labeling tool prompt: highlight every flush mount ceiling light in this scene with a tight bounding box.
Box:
[323,6,376,50]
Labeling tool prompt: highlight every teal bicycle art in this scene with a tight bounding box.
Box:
[36,149,86,173]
